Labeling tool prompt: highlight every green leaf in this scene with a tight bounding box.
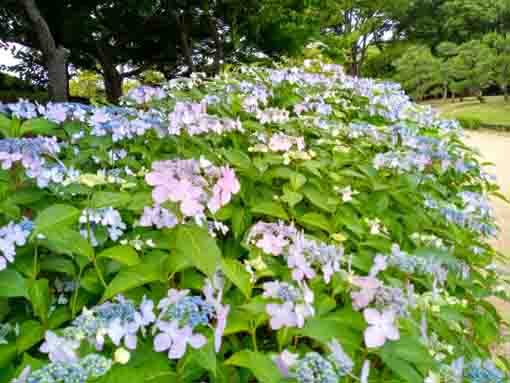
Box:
[16,321,44,353]
[380,335,436,370]
[102,254,168,301]
[174,225,221,277]
[231,206,251,239]
[0,114,11,138]
[98,245,140,266]
[224,149,253,170]
[27,279,50,324]
[40,255,76,276]
[33,204,80,235]
[378,348,423,383]
[225,350,282,383]
[251,201,289,220]
[0,344,17,368]
[298,212,333,233]
[43,227,94,260]
[294,318,362,350]
[91,191,131,208]
[191,341,216,377]
[302,185,338,213]
[0,269,27,298]
[20,118,58,137]
[221,258,252,299]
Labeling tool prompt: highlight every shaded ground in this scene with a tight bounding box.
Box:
[429,96,510,126]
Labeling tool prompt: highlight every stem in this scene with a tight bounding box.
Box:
[86,194,107,288]
[251,324,258,352]
[71,269,83,317]
[32,244,38,280]
[93,257,107,288]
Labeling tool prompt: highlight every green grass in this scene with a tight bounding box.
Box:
[427,96,510,126]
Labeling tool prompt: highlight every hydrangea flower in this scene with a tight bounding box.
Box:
[80,207,126,246]
[0,219,32,270]
[363,308,400,348]
[263,281,314,329]
[144,159,240,221]
[39,331,80,363]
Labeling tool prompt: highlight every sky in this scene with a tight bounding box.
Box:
[0,43,21,74]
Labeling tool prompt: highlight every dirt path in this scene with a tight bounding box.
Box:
[464,130,510,255]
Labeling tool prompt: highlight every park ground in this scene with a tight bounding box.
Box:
[432,102,510,356]
[429,96,510,127]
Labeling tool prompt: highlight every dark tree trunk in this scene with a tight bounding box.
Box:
[104,67,123,104]
[503,86,508,102]
[442,83,448,101]
[96,43,123,104]
[20,0,69,101]
[172,11,194,74]
[203,0,224,74]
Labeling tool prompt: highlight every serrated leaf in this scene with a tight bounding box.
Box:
[221,258,252,299]
[98,245,140,266]
[20,118,58,137]
[225,350,282,383]
[27,279,50,324]
[40,255,76,276]
[102,254,168,301]
[0,269,26,298]
[43,227,94,260]
[16,321,44,353]
[302,185,338,213]
[298,212,333,233]
[91,191,131,208]
[33,204,80,235]
[174,225,221,277]
[251,201,288,220]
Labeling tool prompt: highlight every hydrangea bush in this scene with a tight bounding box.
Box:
[0,59,508,382]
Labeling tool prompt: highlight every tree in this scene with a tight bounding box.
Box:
[313,0,410,76]
[2,0,70,101]
[394,45,441,101]
[483,32,510,101]
[435,42,458,100]
[449,40,494,102]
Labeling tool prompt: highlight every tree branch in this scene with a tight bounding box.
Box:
[19,0,57,56]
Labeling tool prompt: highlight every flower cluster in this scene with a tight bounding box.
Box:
[125,85,166,105]
[425,197,497,237]
[0,218,32,270]
[262,281,314,329]
[166,101,242,136]
[144,158,240,221]
[248,221,344,283]
[138,204,179,229]
[465,359,509,383]
[382,244,449,285]
[153,284,229,359]
[79,207,126,246]
[69,296,154,351]
[19,353,112,383]
[275,339,353,383]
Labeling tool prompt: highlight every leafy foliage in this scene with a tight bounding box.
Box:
[0,59,507,383]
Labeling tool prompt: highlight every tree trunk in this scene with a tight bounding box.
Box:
[96,43,123,104]
[46,47,69,101]
[203,0,224,75]
[20,0,69,101]
[503,86,508,102]
[172,11,194,74]
[442,83,448,101]
[103,67,123,104]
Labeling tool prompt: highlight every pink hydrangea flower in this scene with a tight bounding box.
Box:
[363,308,400,348]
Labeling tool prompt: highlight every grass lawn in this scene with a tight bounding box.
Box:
[427,96,510,126]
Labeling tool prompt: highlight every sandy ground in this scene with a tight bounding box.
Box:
[463,130,510,255]
[463,131,510,357]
